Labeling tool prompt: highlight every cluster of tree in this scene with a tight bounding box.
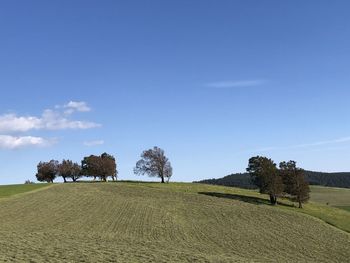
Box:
[36,153,117,183]
[247,156,310,208]
[82,153,117,181]
[35,147,173,184]
[196,170,350,189]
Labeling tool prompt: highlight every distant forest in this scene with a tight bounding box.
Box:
[195,171,350,189]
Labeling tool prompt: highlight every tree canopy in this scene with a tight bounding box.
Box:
[81,153,117,181]
[246,156,283,205]
[36,160,59,183]
[279,161,310,208]
[58,160,82,182]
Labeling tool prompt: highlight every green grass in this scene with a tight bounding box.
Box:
[139,182,350,233]
[0,183,51,199]
[0,182,349,262]
[336,206,350,212]
[309,185,350,212]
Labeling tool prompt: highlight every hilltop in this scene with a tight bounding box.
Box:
[0,182,349,262]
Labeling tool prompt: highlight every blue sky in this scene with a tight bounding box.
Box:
[1,0,350,184]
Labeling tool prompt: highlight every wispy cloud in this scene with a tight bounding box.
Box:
[61,101,91,115]
[84,140,105,147]
[251,136,350,153]
[206,79,266,88]
[0,135,54,149]
[290,137,350,148]
[0,102,100,133]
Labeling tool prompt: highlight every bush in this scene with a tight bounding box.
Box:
[25,180,35,184]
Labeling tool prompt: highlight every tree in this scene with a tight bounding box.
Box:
[36,160,59,183]
[134,146,172,183]
[81,153,117,182]
[101,153,118,181]
[246,156,283,205]
[81,155,100,180]
[279,161,310,208]
[58,160,82,182]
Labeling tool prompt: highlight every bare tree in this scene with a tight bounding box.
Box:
[134,146,172,183]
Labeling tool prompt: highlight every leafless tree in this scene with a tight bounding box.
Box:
[134,146,172,183]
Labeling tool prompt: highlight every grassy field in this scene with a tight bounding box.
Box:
[0,182,349,262]
[0,183,50,199]
[309,185,350,211]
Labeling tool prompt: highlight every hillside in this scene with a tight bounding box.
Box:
[0,182,349,262]
[0,183,50,198]
[309,186,350,212]
[196,171,350,189]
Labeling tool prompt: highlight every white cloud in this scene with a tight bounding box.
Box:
[0,101,99,150]
[0,105,100,133]
[41,109,101,130]
[0,114,41,132]
[63,101,91,115]
[0,135,54,149]
[84,140,105,147]
[206,80,265,88]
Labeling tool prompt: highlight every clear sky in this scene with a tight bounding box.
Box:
[1,0,350,184]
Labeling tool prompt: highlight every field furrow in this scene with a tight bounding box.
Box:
[0,182,349,262]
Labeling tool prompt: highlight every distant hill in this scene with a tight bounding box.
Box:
[195,171,350,189]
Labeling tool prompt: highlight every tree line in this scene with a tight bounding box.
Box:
[247,156,310,208]
[36,146,172,184]
[197,170,350,189]
[36,150,309,208]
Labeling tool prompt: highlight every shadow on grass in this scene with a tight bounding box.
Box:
[118,180,162,184]
[198,192,294,207]
[74,180,167,185]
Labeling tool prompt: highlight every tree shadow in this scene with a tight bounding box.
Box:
[73,180,159,184]
[198,192,294,207]
[118,180,161,184]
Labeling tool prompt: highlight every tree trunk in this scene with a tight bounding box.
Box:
[63,177,67,183]
[298,199,302,208]
[269,194,277,205]
[73,177,76,182]
[161,176,165,183]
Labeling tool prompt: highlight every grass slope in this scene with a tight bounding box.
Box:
[0,183,50,199]
[0,182,349,262]
[310,185,350,209]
